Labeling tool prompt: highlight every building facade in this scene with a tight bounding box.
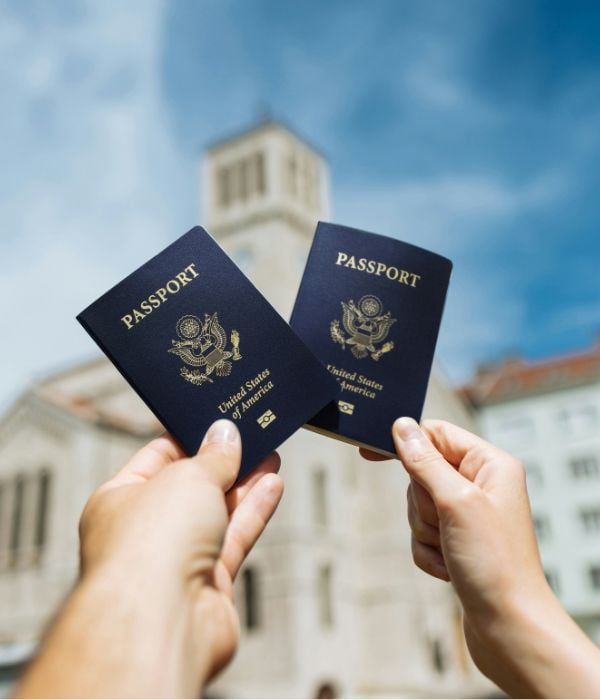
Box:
[0,120,492,697]
[464,342,600,641]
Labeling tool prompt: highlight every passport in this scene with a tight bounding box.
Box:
[77,226,339,481]
[290,222,452,457]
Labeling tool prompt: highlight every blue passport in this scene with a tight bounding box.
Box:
[290,222,452,457]
[77,226,339,480]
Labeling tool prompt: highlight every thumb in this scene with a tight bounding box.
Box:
[393,417,463,504]
[188,419,242,491]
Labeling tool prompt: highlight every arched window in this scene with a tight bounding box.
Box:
[242,566,261,631]
[430,637,446,674]
[10,475,25,568]
[318,563,333,628]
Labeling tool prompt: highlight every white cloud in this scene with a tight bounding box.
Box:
[334,169,569,383]
[0,0,186,410]
[334,170,567,252]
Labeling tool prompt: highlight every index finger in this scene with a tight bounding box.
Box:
[108,433,185,487]
[421,420,485,467]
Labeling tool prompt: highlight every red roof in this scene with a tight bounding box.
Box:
[463,339,600,406]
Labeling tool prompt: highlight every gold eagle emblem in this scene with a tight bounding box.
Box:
[330,295,396,360]
[168,313,242,386]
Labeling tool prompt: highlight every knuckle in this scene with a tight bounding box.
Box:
[451,484,481,512]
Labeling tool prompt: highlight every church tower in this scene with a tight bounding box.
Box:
[202,119,329,316]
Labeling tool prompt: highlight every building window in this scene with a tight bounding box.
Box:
[242,566,260,631]
[569,456,600,479]
[255,152,265,194]
[35,470,51,554]
[524,462,543,489]
[318,564,334,628]
[559,405,598,436]
[239,159,249,201]
[287,154,298,196]
[217,166,231,208]
[533,513,551,541]
[10,475,25,568]
[588,565,600,591]
[430,638,446,674]
[0,483,5,566]
[580,507,600,533]
[314,682,337,699]
[545,569,560,594]
[495,416,535,447]
[312,468,328,528]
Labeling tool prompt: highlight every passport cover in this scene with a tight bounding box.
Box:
[77,226,339,480]
[290,222,452,457]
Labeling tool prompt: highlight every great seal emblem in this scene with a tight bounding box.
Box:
[330,295,396,360]
[168,313,242,386]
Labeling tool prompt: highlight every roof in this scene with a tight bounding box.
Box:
[33,357,161,437]
[204,116,326,159]
[463,339,600,406]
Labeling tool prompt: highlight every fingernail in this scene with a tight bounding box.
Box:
[394,417,423,442]
[393,417,425,458]
[202,419,240,446]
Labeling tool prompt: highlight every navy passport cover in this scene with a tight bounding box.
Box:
[77,227,339,480]
[290,222,452,457]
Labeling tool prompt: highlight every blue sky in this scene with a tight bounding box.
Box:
[1,0,599,409]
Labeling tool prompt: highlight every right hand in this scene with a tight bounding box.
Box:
[393,418,547,623]
[362,418,600,698]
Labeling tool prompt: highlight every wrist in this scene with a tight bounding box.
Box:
[470,581,600,697]
[74,560,212,697]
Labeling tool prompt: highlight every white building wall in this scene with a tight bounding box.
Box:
[0,121,493,698]
[477,379,600,634]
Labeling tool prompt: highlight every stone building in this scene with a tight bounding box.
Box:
[0,120,491,697]
[464,339,600,643]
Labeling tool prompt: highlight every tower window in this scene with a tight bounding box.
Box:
[318,564,333,628]
[217,166,231,207]
[242,566,261,631]
[255,152,265,194]
[287,154,298,196]
[35,470,51,554]
[312,468,327,529]
[239,159,249,201]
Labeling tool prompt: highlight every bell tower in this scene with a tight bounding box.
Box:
[201,119,330,316]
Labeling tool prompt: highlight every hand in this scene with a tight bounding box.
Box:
[17,419,284,698]
[361,418,600,698]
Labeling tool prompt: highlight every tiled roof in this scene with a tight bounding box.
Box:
[463,339,600,406]
[35,357,161,436]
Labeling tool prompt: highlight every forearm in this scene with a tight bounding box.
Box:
[15,564,210,698]
[477,586,600,698]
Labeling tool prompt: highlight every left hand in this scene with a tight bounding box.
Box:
[79,419,283,691]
